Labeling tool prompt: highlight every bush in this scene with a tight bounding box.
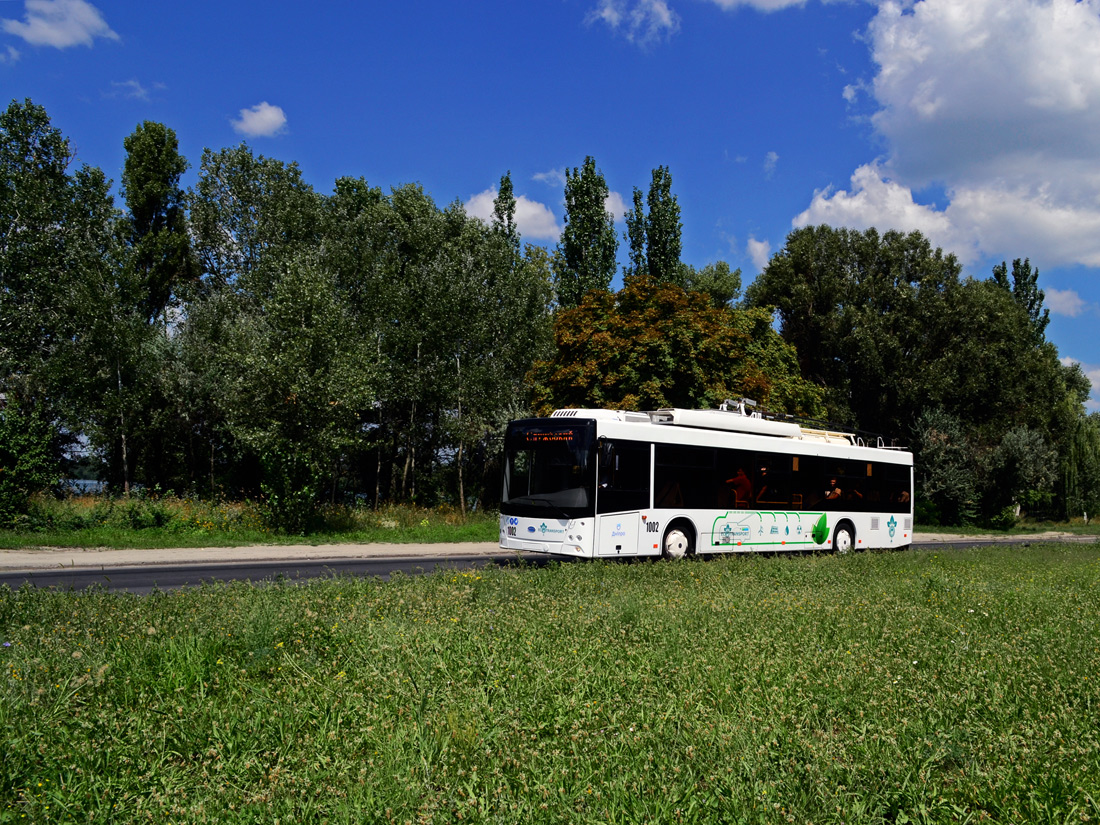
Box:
[987,505,1019,531]
[0,399,60,524]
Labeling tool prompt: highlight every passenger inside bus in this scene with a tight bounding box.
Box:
[725,468,752,507]
[825,478,842,501]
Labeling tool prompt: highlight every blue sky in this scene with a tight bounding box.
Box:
[4,0,1099,409]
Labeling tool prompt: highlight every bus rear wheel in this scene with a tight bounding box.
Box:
[662,523,694,560]
[832,522,855,555]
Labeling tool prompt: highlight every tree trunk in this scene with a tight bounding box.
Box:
[457,438,465,517]
[117,362,130,495]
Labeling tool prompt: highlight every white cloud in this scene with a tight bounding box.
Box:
[747,236,772,270]
[533,168,567,188]
[2,0,116,48]
[587,0,680,45]
[794,163,979,262]
[605,190,629,220]
[1046,288,1087,318]
[108,79,149,101]
[763,150,779,177]
[464,187,562,241]
[706,0,808,10]
[800,0,1100,268]
[231,102,287,138]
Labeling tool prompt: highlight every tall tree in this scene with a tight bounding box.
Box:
[747,224,1088,523]
[323,179,551,509]
[624,186,647,280]
[492,170,518,250]
[189,144,323,297]
[217,251,375,530]
[645,165,682,285]
[554,156,617,308]
[0,99,80,397]
[65,165,146,493]
[992,257,1049,344]
[121,121,196,323]
[1062,413,1100,521]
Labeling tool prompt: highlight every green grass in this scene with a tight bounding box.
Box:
[3,543,1100,823]
[915,520,1100,536]
[0,496,499,549]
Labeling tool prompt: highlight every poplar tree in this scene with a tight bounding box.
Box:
[492,170,518,250]
[624,187,647,280]
[554,156,617,308]
[992,258,1049,345]
[645,165,682,285]
[121,121,196,322]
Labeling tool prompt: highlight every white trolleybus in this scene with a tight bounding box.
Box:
[499,401,913,559]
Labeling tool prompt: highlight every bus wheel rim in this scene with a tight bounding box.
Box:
[835,527,853,554]
[664,529,689,559]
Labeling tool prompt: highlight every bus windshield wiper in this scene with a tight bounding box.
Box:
[530,498,573,521]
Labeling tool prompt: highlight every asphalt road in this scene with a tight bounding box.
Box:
[0,532,1094,594]
[0,553,552,595]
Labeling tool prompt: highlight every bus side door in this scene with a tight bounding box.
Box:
[597,515,640,556]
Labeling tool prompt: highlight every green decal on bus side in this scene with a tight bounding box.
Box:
[709,510,828,548]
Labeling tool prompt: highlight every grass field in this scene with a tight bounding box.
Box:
[2,543,1099,823]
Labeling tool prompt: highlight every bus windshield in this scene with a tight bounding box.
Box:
[501,419,596,519]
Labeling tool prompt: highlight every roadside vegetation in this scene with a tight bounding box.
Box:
[3,543,1098,823]
[0,496,498,549]
[4,99,1100,539]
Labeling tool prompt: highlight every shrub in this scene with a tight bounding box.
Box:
[0,399,60,524]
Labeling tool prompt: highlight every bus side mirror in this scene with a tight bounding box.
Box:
[599,439,615,468]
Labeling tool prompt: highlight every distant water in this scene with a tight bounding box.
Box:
[63,479,107,495]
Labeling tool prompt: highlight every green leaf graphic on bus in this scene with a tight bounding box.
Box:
[811,513,829,545]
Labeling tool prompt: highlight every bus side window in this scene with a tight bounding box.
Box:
[656,445,718,509]
[596,440,651,514]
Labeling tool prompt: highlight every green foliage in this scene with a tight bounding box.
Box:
[0,400,60,523]
[745,225,966,431]
[645,164,682,284]
[988,426,1057,515]
[189,143,323,295]
[679,259,742,307]
[217,252,375,530]
[912,408,978,525]
[1062,413,1100,521]
[554,156,617,308]
[121,121,196,322]
[492,170,518,248]
[6,98,1096,529]
[746,225,1089,525]
[0,99,76,387]
[992,257,1049,345]
[529,275,823,415]
[3,545,1099,822]
[623,186,646,279]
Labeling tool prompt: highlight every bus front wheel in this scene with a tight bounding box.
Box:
[832,522,855,555]
[662,523,694,560]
